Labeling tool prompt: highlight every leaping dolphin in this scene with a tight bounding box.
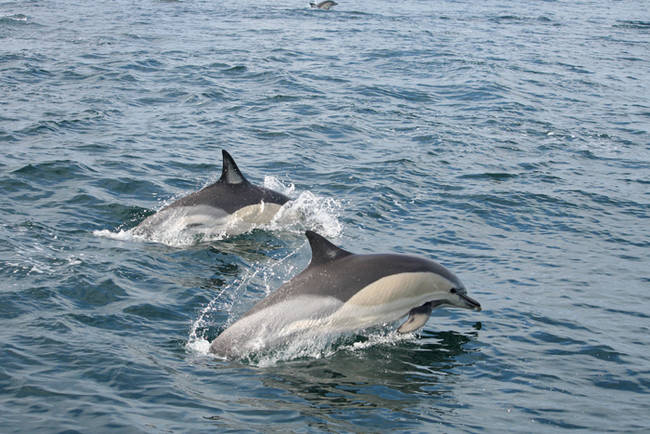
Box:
[210,231,481,359]
[132,150,290,239]
[310,1,337,10]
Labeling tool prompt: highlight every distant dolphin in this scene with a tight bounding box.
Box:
[210,231,481,358]
[132,150,289,239]
[310,1,337,10]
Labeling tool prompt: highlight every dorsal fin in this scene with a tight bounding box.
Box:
[218,150,248,184]
[306,231,353,267]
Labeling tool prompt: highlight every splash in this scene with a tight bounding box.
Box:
[93,177,342,247]
[260,176,343,238]
[186,240,308,357]
[189,314,418,366]
[245,328,417,367]
[92,228,135,242]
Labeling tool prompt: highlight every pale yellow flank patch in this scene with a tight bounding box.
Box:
[325,272,454,332]
[345,272,452,307]
[230,202,284,225]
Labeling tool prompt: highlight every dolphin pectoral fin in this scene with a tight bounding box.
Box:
[397,302,433,334]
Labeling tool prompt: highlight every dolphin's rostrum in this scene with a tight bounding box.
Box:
[210,231,481,359]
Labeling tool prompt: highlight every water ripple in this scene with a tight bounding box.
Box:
[0,0,648,431]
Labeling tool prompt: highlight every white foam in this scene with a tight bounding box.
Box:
[92,229,134,241]
[263,175,295,196]
[186,337,212,355]
[267,191,343,238]
[252,328,417,367]
[28,265,45,274]
[338,330,415,352]
[261,176,343,238]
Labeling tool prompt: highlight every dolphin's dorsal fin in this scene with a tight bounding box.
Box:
[306,231,353,267]
[219,150,248,184]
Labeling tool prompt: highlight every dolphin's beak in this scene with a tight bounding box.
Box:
[459,293,482,311]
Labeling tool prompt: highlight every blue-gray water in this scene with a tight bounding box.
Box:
[1,0,649,431]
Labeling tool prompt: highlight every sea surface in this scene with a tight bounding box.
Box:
[1,0,649,431]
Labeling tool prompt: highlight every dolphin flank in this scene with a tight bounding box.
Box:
[209,231,481,359]
[132,150,289,239]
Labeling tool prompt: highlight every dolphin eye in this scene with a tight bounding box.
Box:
[450,288,457,294]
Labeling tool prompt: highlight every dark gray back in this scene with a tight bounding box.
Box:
[164,150,289,214]
[242,232,462,318]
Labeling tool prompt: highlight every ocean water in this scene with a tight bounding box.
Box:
[1,0,649,431]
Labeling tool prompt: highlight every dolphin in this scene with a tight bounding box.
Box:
[310,1,337,10]
[209,231,481,359]
[132,150,290,239]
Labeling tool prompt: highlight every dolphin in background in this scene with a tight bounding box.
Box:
[132,150,290,240]
[310,1,338,10]
[210,231,481,359]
